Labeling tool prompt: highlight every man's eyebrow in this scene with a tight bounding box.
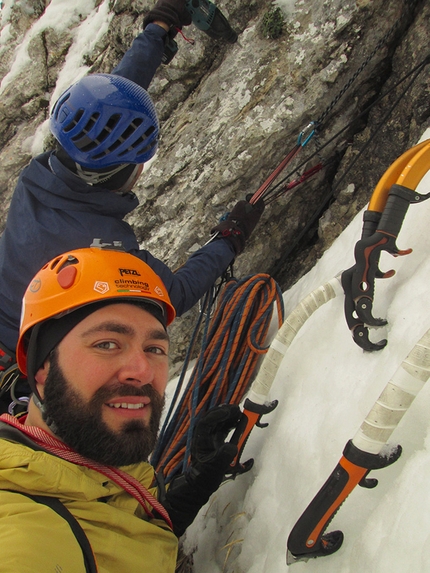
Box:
[81,321,135,337]
[147,329,170,342]
[81,321,169,342]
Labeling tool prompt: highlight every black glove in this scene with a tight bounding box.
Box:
[163,404,242,537]
[211,195,265,255]
[143,0,192,29]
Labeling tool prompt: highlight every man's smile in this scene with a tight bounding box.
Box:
[107,402,146,410]
[105,396,152,419]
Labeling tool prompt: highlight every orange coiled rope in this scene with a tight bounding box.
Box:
[151,273,284,483]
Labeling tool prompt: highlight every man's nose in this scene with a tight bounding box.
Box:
[117,350,155,386]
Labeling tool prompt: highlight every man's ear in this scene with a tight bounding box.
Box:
[34,359,50,389]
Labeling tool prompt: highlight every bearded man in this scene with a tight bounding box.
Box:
[0,245,243,573]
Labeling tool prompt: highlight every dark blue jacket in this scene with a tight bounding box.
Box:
[0,24,235,352]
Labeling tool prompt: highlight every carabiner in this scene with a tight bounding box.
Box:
[297,121,317,147]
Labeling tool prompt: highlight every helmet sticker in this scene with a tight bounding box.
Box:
[29,279,41,293]
[94,281,110,294]
[154,286,164,297]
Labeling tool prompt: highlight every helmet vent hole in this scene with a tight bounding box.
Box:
[120,117,144,141]
[92,117,150,160]
[144,125,156,138]
[71,112,104,151]
[136,139,157,157]
[115,125,157,160]
[77,114,128,157]
[49,257,63,270]
[63,109,85,133]
[55,256,79,273]
[95,113,122,143]
[52,93,71,120]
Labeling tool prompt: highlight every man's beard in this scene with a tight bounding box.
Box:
[42,351,165,467]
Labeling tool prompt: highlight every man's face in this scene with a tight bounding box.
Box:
[37,303,170,466]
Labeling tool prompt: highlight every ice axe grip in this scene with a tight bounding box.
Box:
[287,440,401,563]
[376,184,414,238]
[228,398,278,475]
[287,326,430,563]
[287,457,366,559]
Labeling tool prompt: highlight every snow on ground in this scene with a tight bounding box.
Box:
[181,129,430,573]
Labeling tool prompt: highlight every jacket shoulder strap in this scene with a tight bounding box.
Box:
[15,492,98,573]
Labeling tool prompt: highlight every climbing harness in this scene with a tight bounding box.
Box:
[341,138,430,351]
[286,326,430,564]
[151,273,284,484]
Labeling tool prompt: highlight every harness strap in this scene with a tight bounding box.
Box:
[14,491,98,573]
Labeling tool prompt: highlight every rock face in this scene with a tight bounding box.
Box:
[0,0,429,370]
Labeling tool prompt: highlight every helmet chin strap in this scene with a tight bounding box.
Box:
[75,162,129,185]
[31,391,44,412]
[30,382,61,435]
[116,164,143,193]
[52,148,143,191]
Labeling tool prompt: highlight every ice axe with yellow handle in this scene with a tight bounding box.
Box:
[341,138,430,351]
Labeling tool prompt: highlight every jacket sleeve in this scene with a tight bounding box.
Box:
[133,239,236,317]
[111,23,167,90]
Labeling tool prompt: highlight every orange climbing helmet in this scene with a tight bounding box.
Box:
[17,244,176,376]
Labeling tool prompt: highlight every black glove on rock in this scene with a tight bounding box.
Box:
[163,404,242,537]
[211,195,265,255]
[143,0,192,29]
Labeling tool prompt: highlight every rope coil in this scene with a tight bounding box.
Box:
[151,273,284,483]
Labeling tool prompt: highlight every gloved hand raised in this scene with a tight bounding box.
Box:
[143,0,192,29]
[163,404,244,537]
[211,195,265,255]
[188,403,241,489]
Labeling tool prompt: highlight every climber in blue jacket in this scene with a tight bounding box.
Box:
[0,0,264,379]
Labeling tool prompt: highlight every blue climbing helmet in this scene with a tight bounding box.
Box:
[50,74,159,168]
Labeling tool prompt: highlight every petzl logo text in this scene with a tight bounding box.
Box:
[119,268,141,277]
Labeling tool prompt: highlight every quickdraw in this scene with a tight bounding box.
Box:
[341,138,430,351]
[245,0,427,211]
[248,52,429,209]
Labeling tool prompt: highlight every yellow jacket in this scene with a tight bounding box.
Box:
[0,434,178,573]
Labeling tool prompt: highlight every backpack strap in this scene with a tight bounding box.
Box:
[11,491,98,573]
